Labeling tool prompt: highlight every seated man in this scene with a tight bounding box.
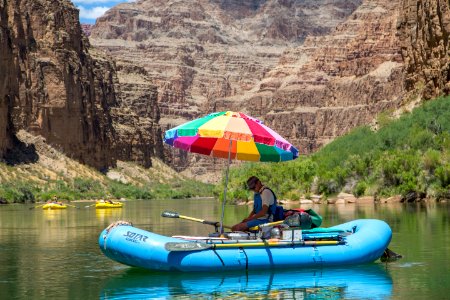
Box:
[231,176,276,232]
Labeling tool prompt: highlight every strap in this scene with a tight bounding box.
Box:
[260,186,278,217]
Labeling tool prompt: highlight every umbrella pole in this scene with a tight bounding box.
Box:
[219,140,232,234]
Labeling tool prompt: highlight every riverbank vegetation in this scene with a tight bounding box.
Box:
[0,159,213,203]
[1,97,448,204]
[218,96,450,203]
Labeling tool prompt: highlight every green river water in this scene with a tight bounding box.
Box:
[0,199,449,299]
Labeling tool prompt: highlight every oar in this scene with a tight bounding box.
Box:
[165,239,344,252]
[248,217,348,233]
[84,203,97,208]
[249,220,284,230]
[380,248,402,262]
[161,211,233,230]
[29,203,46,210]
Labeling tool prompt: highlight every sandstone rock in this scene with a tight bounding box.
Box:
[90,0,450,178]
[0,0,119,170]
[398,0,450,100]
[218,0,407,154]
[335,199,346,204]
[90,0,362,173]
[383,195,402,203]
[310,195,322,204]
[0,0,15,158]
[326,198,336,204]
[299,199,314,205]
[356,196,375,204]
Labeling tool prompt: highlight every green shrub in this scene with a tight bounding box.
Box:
[0,182,37,203]
[353,181,368,197]
[223,96,450,201]
[422,149,441,173]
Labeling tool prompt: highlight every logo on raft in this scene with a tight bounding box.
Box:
[124,231,148,243]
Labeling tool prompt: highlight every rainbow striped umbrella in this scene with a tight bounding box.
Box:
[164,111,299,162]
[164,111,299,232]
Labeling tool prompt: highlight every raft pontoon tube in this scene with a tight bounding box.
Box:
[99,219,392,272]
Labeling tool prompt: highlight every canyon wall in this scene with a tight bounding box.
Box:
[0,0,163,169]
[0,0,118,169]
[399,0,450,100]
[0,0,15,156]
[6,0,116,169]
[90,0,363,173]
[2,0,449,178]
[215,0,406,152]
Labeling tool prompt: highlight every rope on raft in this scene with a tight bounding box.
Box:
[103,220,133,250]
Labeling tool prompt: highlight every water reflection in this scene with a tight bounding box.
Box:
[100,265,392,299]
[95,208,123,223]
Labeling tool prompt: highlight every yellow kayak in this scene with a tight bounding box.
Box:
[42,203,67,210]
[96,201,123,209]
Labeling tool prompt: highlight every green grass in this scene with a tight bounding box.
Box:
[218,96,450,202]
[0,178,214,203]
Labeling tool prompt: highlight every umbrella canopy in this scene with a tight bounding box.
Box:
[164,111,299,161]
[164,111,299,233]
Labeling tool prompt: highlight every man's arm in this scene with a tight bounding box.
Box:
[242,210,256,222]
[247,205,269,220]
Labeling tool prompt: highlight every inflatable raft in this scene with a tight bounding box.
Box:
[42,203,67,210]
[99,219,392,272]
[96,201,123,209]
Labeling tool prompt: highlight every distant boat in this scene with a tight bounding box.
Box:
[42,203,67,210]
[96,201,123,209]
[99,219,392,272]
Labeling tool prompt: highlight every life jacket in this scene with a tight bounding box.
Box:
[253,186,278,221]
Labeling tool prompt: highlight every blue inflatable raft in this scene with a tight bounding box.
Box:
[99,219,392,272]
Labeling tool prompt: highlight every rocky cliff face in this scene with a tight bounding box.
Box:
[0,0,15,156]
[90,0,362,129]
[0,0,115,169]
[215,0,406,153]
[3,0,449,179]
[90,0,363,172]
[90,0,450,177]
[399,0,450,100]
[111,62,163,168]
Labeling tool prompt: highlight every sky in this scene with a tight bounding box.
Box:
[71,0,135,24]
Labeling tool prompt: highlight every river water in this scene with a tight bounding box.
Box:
[0,199,449,299]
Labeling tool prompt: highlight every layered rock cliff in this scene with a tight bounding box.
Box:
[90,0,363,173]
[399,0,450,100]
[0,0,15,156]
[0,0,118,169]
[111,62,163,168]
[2,0,449,180]
[90,0,363,128]
[1,0,164,170]
[216,0,406,152]
[90,0,450,177]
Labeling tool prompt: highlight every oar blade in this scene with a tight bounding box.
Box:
[380,248,402,262]
[162,211,180,218]
[165,242,211,252]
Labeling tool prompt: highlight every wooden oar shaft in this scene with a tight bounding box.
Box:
[179,215,204,223]
[178,214,233,229]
